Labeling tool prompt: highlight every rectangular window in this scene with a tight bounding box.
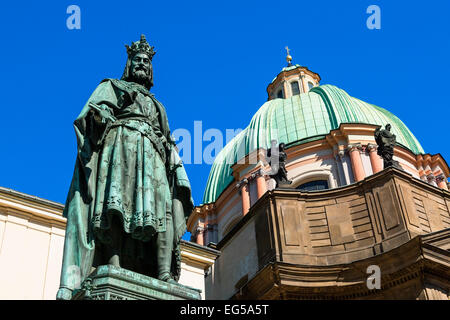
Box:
[291,82,300,96]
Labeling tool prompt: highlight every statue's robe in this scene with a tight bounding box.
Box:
[56,79,193,300]
[375,129,396,157]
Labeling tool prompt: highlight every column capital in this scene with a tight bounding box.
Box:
[236,178,249,189]
[336,149,345,160]
[250,168,265,179]
[435,174,448,190]
[194,225,206,246]
[347,143,362,153]
[367,143,378,152]
[427,173,436,182]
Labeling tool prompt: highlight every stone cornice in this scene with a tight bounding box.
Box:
[0,186,64,211]
[0,187,66,228]
[417,153,450,177]
[187,203,216,232]
[180,240,220,269]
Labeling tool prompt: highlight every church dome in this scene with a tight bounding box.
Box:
[202,84,424,204]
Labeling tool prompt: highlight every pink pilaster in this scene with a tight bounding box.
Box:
[367,144,383,174]
[436,174,449,190]
[240,181,251,216]
[195,225,205,246]
[256,174,267,199]
[348,144,365,182]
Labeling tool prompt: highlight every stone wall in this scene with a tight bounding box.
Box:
[209,167,450,299]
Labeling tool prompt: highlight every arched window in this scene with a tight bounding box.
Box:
[308,82,314,90]
[296,180,329,191]
[291,82,300,96]
[277,89,284,99]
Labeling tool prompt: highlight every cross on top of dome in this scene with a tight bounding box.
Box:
[285,46,293,66]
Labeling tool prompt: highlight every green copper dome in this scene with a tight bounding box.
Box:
[202,84,424,204]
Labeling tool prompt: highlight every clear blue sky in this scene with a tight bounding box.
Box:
[1,1,449,214]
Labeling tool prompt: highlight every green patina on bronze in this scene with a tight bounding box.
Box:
[57,35,193,300]
[72,265,201,300]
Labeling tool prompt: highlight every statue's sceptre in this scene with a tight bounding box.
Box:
[88,102,117,123]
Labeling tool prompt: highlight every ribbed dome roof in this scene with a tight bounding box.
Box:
[202,84,424,204]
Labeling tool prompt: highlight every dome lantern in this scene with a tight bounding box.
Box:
[267,48,321,100]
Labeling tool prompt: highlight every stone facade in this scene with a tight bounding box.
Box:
[205,168,450,299]
[0,187,66,299]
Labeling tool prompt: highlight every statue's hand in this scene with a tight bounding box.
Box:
[91,111,104,124]
[98,105,113,123]
[89,102,116,123]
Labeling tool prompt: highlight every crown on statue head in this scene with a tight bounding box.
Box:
[125,34,156,60]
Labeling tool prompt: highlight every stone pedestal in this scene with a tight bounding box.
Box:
[72,265,201,300]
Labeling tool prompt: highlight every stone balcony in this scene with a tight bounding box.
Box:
[206,167,450,299]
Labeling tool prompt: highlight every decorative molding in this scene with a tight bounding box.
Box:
[347,143,363,153]
[0,188,66,229]
[236,178,249,192]
[367,143,378,152]
[195,225,205,235]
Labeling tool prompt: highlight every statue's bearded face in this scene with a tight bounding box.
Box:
[130,53,151,84]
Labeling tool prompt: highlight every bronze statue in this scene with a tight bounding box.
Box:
[374,124,400,169]
[266,140,292,187]
[56,35,193,300]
